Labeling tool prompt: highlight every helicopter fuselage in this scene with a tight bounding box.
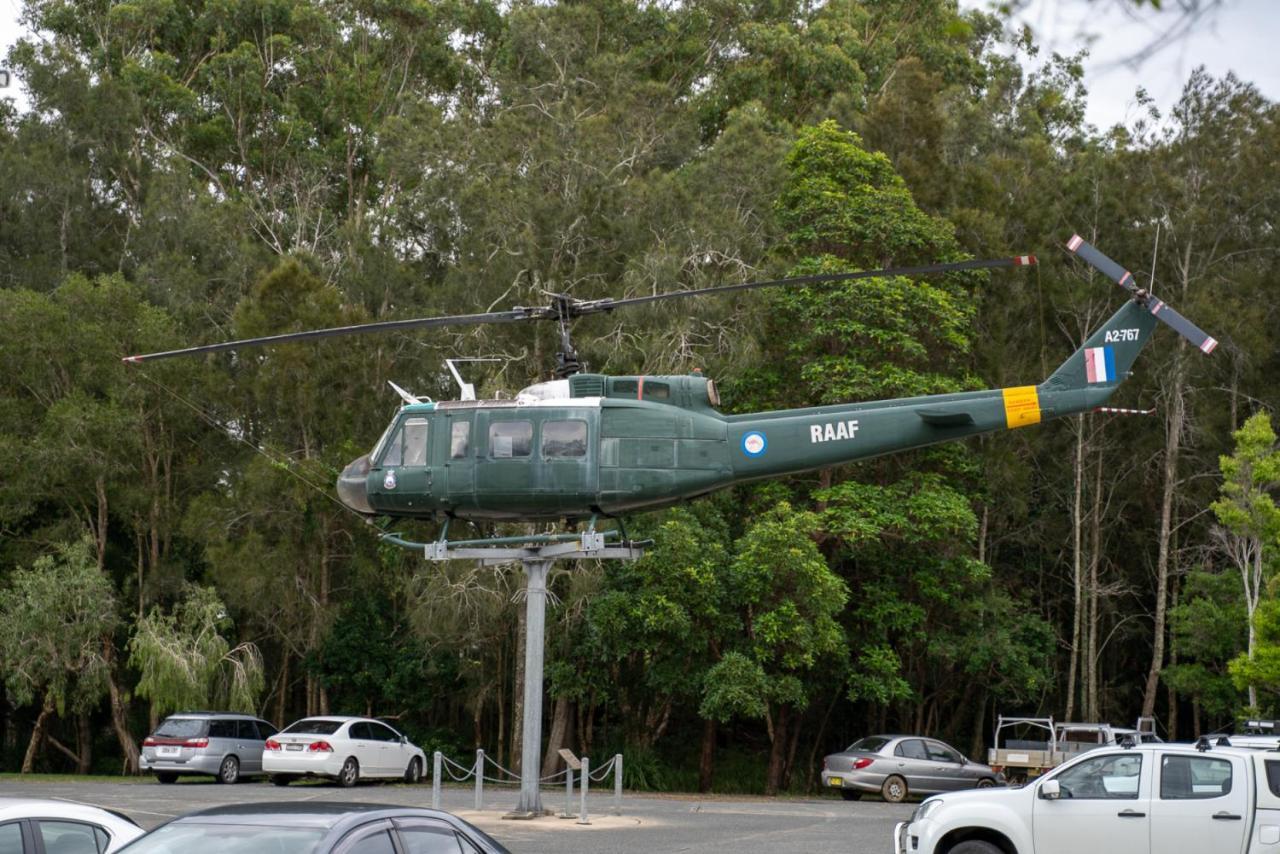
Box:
[335,300,1148,525]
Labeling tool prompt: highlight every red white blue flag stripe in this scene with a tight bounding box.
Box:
[1084,346,1116,383]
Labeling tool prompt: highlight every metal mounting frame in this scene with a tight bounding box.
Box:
[391,527,645,818]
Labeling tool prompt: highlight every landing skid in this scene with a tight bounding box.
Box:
[379,514,649,563]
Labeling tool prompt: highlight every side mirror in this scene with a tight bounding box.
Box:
[1039,779,1061,800]
[401,735,408,744]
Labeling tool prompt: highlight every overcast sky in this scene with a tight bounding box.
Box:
[1,0,1276,129]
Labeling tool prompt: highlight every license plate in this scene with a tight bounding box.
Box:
[828,777,843,787]
[157,746,179,757]
[286,744,303,751]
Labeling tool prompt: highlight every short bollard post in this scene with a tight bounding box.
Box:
[577,756,591,825]
[613,753,623,815]
[560,763,575,818]
[474,749,484,811]
[432,751,443,810]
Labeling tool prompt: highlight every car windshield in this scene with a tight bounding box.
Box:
[153,719,207,738]
[846,736,890,753]
[282,719,343,735]
[118,824,325,854]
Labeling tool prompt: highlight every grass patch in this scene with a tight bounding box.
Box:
[0,773,151,784]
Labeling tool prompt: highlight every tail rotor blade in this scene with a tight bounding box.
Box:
[1066,234,1137,292]
[1147,298,1219,354]
[1066,233,1218,356]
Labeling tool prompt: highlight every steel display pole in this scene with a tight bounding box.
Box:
[513,559,550,816]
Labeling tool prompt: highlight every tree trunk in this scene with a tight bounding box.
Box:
[22,693,55,773]
[764,705,790,796]
[1065,415,1086,723]
[1142,353,1185,718]
[782,709,803,791]
[276,654,289,726]
[541,696,571,778]
[698,717,716,793]
[1086,445,1104,721]
[511,602,526,772]
[970,689,989,761]
[106,665,140,774]
[77,710,92,774]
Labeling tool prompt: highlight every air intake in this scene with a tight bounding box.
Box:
[570,375,605,397]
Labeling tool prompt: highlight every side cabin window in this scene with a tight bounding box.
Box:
[610,379,669,401]
[490,421,532,459]
[542,420,587,458]
[402,418,429,467]
[451,421,470,459]
[642,381,669,400]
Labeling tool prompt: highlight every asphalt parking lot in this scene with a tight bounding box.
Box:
[0,777,911,853]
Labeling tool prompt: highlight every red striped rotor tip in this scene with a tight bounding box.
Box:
[1012,255,1037,266]
[122,355,144,364]
[1067,234,1084,251]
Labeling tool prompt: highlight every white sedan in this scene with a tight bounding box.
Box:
[0,797,144,853]
[262,716,427,787]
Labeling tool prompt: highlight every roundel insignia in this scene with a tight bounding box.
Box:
[741,431,767,457]
[383,470,398,490]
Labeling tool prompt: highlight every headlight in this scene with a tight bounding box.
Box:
[912,798,943,823]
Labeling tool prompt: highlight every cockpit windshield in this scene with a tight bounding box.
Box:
[370,419,399,463]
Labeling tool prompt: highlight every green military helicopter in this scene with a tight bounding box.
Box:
[125,236,1215,531]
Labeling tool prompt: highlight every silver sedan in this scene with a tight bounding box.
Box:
[821,734,1003,802]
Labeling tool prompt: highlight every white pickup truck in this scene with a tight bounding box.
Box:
[893,741,1280,854]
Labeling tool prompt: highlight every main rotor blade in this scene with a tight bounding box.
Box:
[122,308,537,363]
[1066,234,1137,292]
[1147,298,1219,354]
[591,256,1037,313]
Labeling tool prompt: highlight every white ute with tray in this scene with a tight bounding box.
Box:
[894,739,1280,854]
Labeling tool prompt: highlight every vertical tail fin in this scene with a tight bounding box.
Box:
[1041,300,1159,394]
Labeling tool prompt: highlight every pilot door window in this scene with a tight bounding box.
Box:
[402,419,430,466]
[489,421,533,458]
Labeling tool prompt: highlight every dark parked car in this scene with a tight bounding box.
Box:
[821,734,1003,802]
[117,802,510,854]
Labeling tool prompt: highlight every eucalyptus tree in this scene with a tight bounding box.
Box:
[0,539,120,773]
[130,586,265,718]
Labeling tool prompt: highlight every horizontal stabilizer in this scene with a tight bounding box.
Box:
[916,408,976,427]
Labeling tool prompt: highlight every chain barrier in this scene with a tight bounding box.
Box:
[429,749,624,817]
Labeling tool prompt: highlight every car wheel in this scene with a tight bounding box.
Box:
[155,773,178,785]
[216,755,240,784]
[948,841,1002,854]
[404,757,423,784]
[338,757,359,788]
[976,777,997,788]
[881,774,908,803]
[271,775,295,787]
[839,789,862,801]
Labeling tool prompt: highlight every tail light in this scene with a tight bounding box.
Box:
[822,758,828,770]
[184,738,209,748]
[142,737,156,747]
[264,739,281,751]
[308,741,334,752]
[853,758,874,769]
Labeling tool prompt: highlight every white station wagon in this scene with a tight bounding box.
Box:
[263,716,427,787]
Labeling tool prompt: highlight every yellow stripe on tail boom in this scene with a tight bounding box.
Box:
[1002,386,1041,429]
